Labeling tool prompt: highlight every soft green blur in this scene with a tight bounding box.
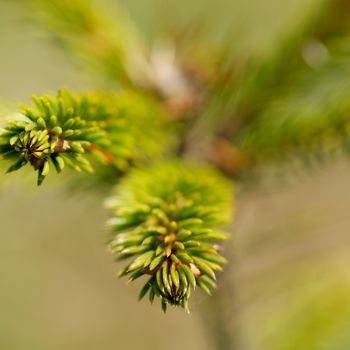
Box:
[1,1,350,349]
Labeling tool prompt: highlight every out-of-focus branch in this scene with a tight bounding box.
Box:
[235,57,350,168]
[205,0,350,175]
[25,0,151,88]
[191,0,350,146]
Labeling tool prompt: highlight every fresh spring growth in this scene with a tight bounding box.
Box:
[106,161,233,312]
[0,90,171,185]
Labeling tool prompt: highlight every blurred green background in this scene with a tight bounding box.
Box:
[1,0,350,349]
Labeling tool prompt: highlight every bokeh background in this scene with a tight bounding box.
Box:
[1,0,350,349]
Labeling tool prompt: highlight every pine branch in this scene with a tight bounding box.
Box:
[235,57,350,167]
[185,0,331,159]
[25,0,149,87]
[197,0,350,141]
[106,161,233,312]
[0,90,172,185]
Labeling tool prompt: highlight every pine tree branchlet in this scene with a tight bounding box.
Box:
[0,90,172,185]
[106,161,233,312]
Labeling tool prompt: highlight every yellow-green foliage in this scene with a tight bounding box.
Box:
[107,161,233,311]
[0,90,173,185]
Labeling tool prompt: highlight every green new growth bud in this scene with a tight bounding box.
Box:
[0,90,173,185]
[107,161,233,312]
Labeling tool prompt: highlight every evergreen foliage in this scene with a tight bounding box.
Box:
[26,0,147,86]
[0,90,172,185]
[237,60,350,165]
[106,161,232,311]
[2,0,350,321]
[234,40,350,167]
